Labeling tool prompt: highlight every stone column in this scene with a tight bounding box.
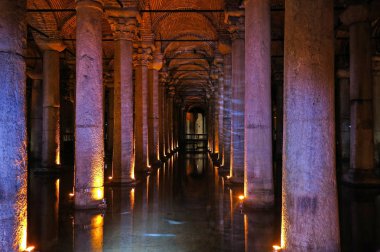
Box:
[75,0,105,209]
[164,88,171,155]
[217,63,224,163]
[226,13,245,184]
[106,87,114,156]
[221,49,232,170]
[148,49,163,165]
[336,69,350,170]
[29,76,43,163]
[341,5,378,184]
[0,0,28,251]
[282,1,340,251]
[134,47,152,172]
[159,72,168,159]
[36,40,66,168]
[373,56,380,170]
[212,81,220,157]
[108,11,139,184]
[244,0,274,208]
[167,89,175,153]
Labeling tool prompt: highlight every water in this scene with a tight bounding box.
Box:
[27,153,380,251]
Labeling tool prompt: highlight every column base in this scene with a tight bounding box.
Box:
[243,192,275,210]
[108,177,139,187]
[74,187,107,210]
[224,176,244,186]
[342,169,380,187]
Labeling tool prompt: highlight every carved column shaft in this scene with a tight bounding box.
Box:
[109,14,138,183]
[134,47,152,171]
[74,0,105,209]
[0,0,27,250]
[282,1,340,250]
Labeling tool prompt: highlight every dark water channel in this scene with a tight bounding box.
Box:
[27,153,380,251]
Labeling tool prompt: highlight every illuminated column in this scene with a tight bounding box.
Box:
[29,76,43,162]
[164,88,171,155]
[216,60,224,163]
[159,72,168,159]
[244,0,274,208]
[212,78,220,157]
[75,0,105,209]
[220,47,232,169]
[36,40,65,168]
[134,47,152,172]
[336,69,350,167]
[226,13,245,183]
[107,10,139,183]
[148,49,163,165]
[0,0,28,251]
[373,56,380,169]
[282,1,340,251]
[168,89,175,152]
[341,5,377,184]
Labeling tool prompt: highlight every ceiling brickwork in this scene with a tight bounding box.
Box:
[25,0,380,106]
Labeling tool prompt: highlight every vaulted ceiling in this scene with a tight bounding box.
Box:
[25,0,380,109]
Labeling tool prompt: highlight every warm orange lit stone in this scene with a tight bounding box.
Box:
[108,13,137,184]
[134,47,151,173]
[282,0,340,251]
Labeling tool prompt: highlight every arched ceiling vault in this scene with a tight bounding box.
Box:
[26,0,235,108]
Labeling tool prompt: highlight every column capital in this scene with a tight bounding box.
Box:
[167,87,176,97]
[76,0,104,10]
[149,50,164,70]
[225,11,245,40]
[34,36,66,52]
[133,47,153,67]
[340,4,369,26]
[108,16,139,41]
[218,40,232,55]
[159,71,169,84]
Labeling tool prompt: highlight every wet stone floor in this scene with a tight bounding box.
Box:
[27,153,380,251]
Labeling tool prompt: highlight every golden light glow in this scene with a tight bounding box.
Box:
[24,246,35,252]
[130,157,135,180]
[273,245,282,251]
[19,218,27,252]
[90,214,104,250]
[69,193,75,197]
[238,195,245,201]
[94,188,104,200]
[146,175,150,204]
[55,119,60,165]
[130,188,135,210]
[108,176,113,180]
[244,214,248,252]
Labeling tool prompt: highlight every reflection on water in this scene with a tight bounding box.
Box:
[27,153,380,251]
